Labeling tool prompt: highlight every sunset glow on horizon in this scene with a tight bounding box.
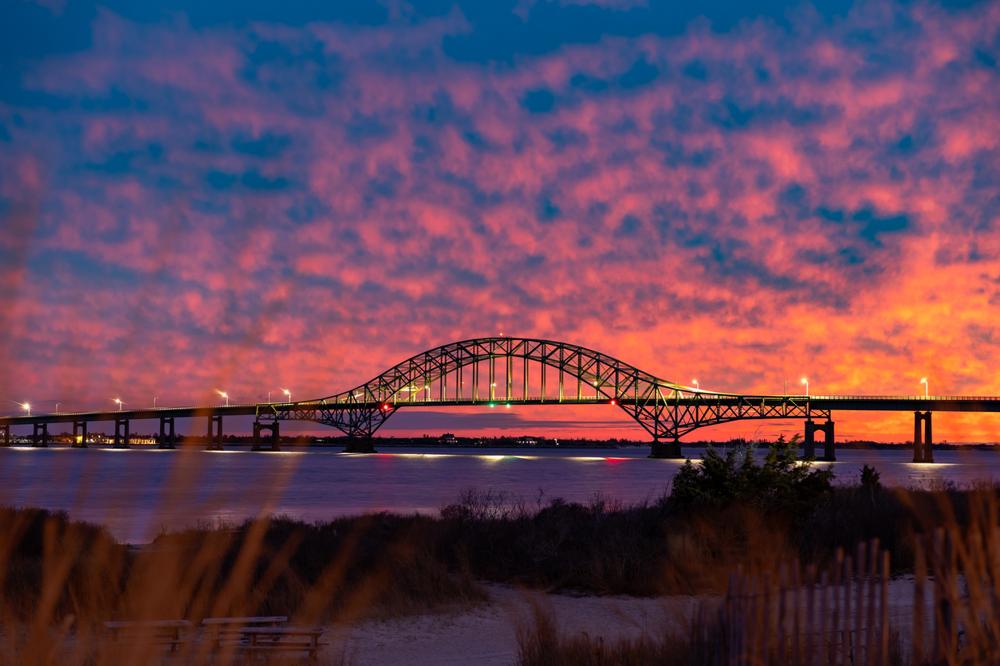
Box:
[1,1,999,442]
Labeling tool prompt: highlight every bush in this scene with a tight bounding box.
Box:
[668,436,834,515]
[0,506,127,625]
[860,464,881,490]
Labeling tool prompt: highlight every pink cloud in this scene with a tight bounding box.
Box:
[1,3,998,444]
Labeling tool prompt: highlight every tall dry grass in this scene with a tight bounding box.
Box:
[0,508,485,664]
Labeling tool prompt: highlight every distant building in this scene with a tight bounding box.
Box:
[515,436,539,447]
[439,433,458,445]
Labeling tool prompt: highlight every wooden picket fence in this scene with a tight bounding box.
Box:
[719,539,890,665]
[911,526,1000,664]
[708,528,1000,665]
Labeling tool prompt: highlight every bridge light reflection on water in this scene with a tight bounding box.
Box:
[355,451,658,464]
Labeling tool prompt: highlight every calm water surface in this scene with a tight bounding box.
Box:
[1,446,998,543]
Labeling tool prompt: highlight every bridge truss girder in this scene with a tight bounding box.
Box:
[273,337,830,441]
[665,398,831,440]
[276,403,398,440]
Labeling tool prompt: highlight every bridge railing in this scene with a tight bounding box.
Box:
[294,393,1000,406]
[9,393,1000,420]
[809,394,1000,401]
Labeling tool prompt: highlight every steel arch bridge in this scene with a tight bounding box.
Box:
[3,336,999,460]
[270,336,826,455]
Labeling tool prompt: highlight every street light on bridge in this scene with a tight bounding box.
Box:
[692,379,699,391]
[282,388,292,403]
[216,390,230,407]
[801,377,809,396]
[920,377,928,397]
[113,398,124,411]
[20,402,31,417]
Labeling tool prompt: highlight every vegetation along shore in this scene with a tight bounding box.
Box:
[3,441,1000,663]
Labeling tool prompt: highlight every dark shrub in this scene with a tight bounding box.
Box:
[668,436,834,516]
[860,464,881,490]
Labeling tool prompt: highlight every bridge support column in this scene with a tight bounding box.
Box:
[804,419,835,461]
[72,420,88,448]
[158,417,176,449]
[649,437,683,459]
[206,415,223,450]
[822,420,836,462]
[913,411,933,463]
[114,418,130,448]
[343,436,376,454]
[32,422,49,448]
[803,420,817,460]
[1,424,10,447]
[252,419,280,451]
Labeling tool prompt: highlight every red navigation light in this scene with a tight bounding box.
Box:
[609,399,617,406]
[382,403,392,411]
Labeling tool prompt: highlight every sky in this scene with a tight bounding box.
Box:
[1,0,998,442]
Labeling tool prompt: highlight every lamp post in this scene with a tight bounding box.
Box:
[801,377,809,396]
[920,377,928,398]
[282,388,292,403]
[20,402,31,417]
[692,379,699,391]
[217,391,229,407]
[153,396,158,409]
[113,398,124,412]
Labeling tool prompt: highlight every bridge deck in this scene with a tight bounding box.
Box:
[2,395,999,426]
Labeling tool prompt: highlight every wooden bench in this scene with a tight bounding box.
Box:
[202,615,289,649]
[235,626,325,661]
[103,619,192,652]
[202,615,288,629]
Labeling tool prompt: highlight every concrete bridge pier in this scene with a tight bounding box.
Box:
[803,420,836,461]
[1,424,10,447]
[802,419,837,462]
[252,419,280,451]
[649,437,683,459]
[343,436,376,453]
[32,422,49,447]
[206,415,223,450]
[821,420,836,461]
[158,416,176,449]
[803,420,817,459]
[113,418,130,448]
[913,411,933,463]
[72,420,88,448]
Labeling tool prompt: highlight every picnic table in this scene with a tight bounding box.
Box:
[103,616,323,660]
[103,619,192,652]
[231,626,325,660]
[202,615,289,649]
[201,615,288,628]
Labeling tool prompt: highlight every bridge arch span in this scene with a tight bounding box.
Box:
[280,337,799,449]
